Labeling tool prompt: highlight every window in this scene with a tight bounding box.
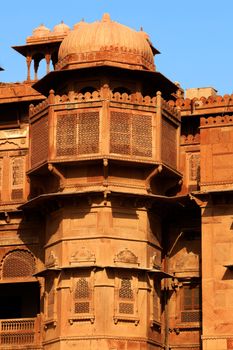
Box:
[114,273,139,325]
[11,157,24,200]
[110,111,152,158]
[74,278,90,314]
[56,111,100,157]
[118,277,134,315]
[181,284,201,323]
[1,249,36,280]
[69,271,94,324]
[0,152,25,202]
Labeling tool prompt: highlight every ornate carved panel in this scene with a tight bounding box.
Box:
[56,111,99,158]
[110,111,152,158]
[56,113,77,157]
[114,248,139,265]
[78,112,99,154]
[11,157,24,200]
[31,116,49,167]
[69,247,96,266]
[189,153,200,182]
[69,270,95,324]
[114,273,139,325]
[161,117,177,168]
[1,250,36,279]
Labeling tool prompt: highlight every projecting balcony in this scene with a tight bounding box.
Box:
[0,317,41,349]
[28,89,180,174]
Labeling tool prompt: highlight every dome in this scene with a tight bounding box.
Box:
[32,24,50,37]
[57,14,155,71]
[53,21,70,34]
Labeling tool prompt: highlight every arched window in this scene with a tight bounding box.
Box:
[118,277,134,315]
[1,250,36,279]
[74,278,90,314]
[113,274,139,325]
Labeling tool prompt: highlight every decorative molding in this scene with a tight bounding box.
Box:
[114,248,139,265]
[113,315,139,326]
[200,115,233,127]
[172,94,233,111]
[69,247,96,265]
[180,133,200,145]
[68,315,95,324]
[202,335,233,340]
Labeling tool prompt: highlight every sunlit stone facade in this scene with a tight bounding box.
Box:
[0,13,233,350]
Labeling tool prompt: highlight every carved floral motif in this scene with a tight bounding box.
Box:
[114,248,139,265]
[69,247,96,265]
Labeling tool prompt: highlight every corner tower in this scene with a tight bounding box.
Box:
[23,14,182,350]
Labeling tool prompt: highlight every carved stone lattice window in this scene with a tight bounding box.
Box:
[0,152,25,202]
[69,271,94,324]
[74,278,90,314]
[110,111,152,158]
[57,113,77,156]
[114,274,139,325]
[31,116,49,167]
[1,250,36,279]
[161,117,177,168]
[181,284,201,323]
[11,157,24,200]
[118,278,134,315]
[56,111,99,157]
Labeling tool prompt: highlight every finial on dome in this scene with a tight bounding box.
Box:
[102,13,111,22]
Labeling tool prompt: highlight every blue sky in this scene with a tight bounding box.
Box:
[0,0,232,96]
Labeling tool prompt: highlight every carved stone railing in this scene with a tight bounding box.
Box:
[180,133,200,145]
[28,89,181,174]
[168,94,233,113]
[29,89,180,119]
[0,317,40,348]
[110,91,157,106]
[200,114,233,127]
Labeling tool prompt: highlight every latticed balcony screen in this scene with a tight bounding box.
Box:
[1,250,36,279]
[56,112,99,157]
[161,117,177,168]
[110,111,152,157]
[31,116,49,167]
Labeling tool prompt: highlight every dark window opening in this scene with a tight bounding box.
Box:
[181,116,200,137]
[0,282,40,319]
